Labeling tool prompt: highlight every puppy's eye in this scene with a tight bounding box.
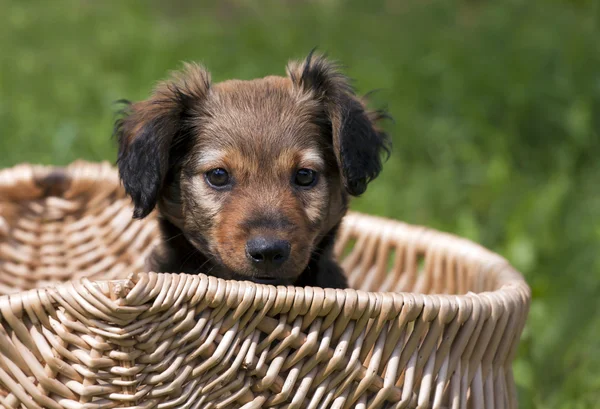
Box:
[294,168,317,188]
[205,168,230,188]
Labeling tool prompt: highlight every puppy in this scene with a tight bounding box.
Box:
[115,52,390,288]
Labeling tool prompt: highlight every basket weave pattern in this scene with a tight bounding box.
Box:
[0,162,530,409]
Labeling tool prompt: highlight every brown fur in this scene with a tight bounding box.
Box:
[115,52,390,288]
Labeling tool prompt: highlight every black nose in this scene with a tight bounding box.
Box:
[246,237,290,270]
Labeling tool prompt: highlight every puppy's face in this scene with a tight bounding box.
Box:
[180,79,341,282]
[116,54,390,284]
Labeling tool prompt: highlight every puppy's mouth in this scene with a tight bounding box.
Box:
[251,276,293,286]
[227,272,295,286]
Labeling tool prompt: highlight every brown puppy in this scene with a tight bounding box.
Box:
[115,52,390,288]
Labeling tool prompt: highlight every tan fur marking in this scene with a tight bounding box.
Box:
[299,149,325,170]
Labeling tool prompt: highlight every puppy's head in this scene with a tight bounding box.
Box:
[116,52,390,284]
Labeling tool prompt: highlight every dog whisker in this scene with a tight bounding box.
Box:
[195,257,215,276]
[178,247,201,272]
[162,232,184,244]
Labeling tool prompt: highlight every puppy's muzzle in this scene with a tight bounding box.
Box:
[245,236,291,278]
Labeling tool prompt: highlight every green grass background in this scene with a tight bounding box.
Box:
[1,0,599,407]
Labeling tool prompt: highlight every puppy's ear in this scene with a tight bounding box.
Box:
[114,63,211,219]
[287,52,391,196]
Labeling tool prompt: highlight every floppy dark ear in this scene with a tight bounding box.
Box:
[114,63,211,219]
[287,52,391,196]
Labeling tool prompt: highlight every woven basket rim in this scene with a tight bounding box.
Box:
[24,266,528,326]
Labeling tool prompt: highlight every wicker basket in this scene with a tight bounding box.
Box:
[0,161,530,409]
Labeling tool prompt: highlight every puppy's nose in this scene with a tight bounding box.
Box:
[246,237,290,270]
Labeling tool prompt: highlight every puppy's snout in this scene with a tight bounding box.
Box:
[245,237,290,270]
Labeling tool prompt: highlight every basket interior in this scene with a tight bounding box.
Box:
[0,162,159,295]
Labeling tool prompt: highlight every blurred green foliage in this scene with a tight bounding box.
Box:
[1,0,599,407]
